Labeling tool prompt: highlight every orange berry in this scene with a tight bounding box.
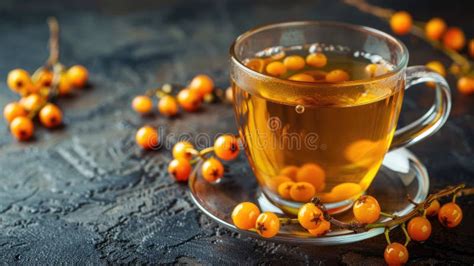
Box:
[438,202,463,228]
[323,183,362,203]
[365,63,387,78]
[189,74,214,98]
[298,203,324,230]
[255,212,280,238]
[19,94,46,112]
[177,88,201,112]
[277,181,295,199]
[172,141,194,160]
[426,61,446,77]
[443,27,465,51]
[469,39,474,58]
[225,87,233,102]
[58,75,72,95]
[425,200,441,216]
[132,95,153,114]
[390,11,412,35]
[231,202,261,230]
[296,163,325,192]
[214,135,239,160]
[290,182,316,202]
[135,125,159,150]
[7,69,32,93]
[384,242,409,266]
[244,58,266,73]
[288,73,315,82]
[3,102,27,123]
[326,69,350,82]
[158,95,178,117]
[168,158,192,182]
[268,175,292,192]
[353,195,381,224]
[306,53,327,68]
[10,116,34,141]
[457,77,474,95]
[201,157,224,183]
[425,18,447,40]
[34,68,54,88]
[279,165,299,180]
[66,65,89,88]
[308,219,331,237]
[407,216,432,242]
[265,61,287,76]
[283,55,305,71]
[39,103,63,128]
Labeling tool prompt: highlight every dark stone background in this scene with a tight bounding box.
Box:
[0,0,473,264]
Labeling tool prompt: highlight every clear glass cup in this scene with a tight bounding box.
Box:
[229,21,451,213]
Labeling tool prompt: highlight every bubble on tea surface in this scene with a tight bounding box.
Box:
[295,105,305,114]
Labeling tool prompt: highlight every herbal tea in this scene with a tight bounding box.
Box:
[232,45,404,205]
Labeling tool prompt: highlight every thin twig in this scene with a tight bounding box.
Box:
[46,17,60,68]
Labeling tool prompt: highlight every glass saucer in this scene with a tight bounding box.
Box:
[189,148,429,245]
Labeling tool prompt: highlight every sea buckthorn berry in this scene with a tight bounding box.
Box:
[353,195,381,224]
[325,183,362,203]
[132,95,153,114]
[66,65,89,88]
[277,181,295,199]
[177,88,201,112]
[255,212,280,238]
[289,73,315,82]
[426,61,446,77]
[384,242,409,266]
[365,64,387,78]
[7,69,32,93]
[3,102,27,123]
[469,39,474,58]
[265,61,287,77]
[58,75,72,95]
[296,163,325,192]
[457,77,474,95]
[425,18,447,40]
[438,202,463,228]
[39,103,63,128]
[306,53,327,68]
[158,95,178,117]
[244,58,265,73]
[19,94,46,112]
[271,51,286,61]
[326,69,350,83]
[390,11,412,35]
[168,158,192,182]
[189,74,214,98]
[135,125,159,150]
[35,68,54,88]
[268,175,292,192]
[443,27,466,51]
[279,165,299,181]
[172,141,194,160]
[214,135,239,161]
[232,202,261,230]
[225,87,233,102]
[10,116,34,141]
[201,157,224,183]
[298,203,324,230]
[308,219,331,237]
[283,55,305,71]
[408,216,432,242]
[290,182,316,202]
[425,200,440,216]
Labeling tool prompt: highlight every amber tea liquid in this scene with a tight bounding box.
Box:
[232,46,404,205]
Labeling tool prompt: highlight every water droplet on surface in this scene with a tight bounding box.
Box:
[295,105,305,114]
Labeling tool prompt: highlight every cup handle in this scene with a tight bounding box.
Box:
[389,66,452,150]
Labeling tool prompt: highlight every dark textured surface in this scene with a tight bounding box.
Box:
[0,0,473,264]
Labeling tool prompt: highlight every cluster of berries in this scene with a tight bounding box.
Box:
[232,194,463,266]
[3,66,88,141]
[389,11,474,94]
